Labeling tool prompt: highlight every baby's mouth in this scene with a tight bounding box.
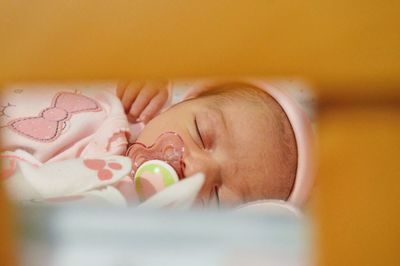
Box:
[126,132,185,179]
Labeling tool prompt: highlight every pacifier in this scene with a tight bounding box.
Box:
[126,132,185,201]
[133,160,179,201]
[126,132,185,179]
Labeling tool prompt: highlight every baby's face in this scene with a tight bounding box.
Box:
[135,97,282,206]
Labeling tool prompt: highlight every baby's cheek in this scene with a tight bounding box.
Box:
[218,185,243,207]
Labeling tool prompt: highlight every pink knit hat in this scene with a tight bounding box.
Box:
[183,79,315,207]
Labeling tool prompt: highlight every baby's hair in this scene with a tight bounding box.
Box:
[195,82,298,200]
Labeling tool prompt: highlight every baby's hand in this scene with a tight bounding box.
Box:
[117,80,169,123]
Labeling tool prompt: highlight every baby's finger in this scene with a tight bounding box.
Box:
[116,81,129,99]
[121,82,143,112]
[128,87,157,122]
[139,91,169,123]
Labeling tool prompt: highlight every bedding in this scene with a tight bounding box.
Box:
[1,149,204,208]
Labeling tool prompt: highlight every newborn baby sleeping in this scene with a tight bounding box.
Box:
[0,80,313,209]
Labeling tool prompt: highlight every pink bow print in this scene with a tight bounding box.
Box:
[8,92,101,142]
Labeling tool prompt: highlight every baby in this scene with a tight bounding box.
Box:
[119,80,313,207]
[0,80,313,208]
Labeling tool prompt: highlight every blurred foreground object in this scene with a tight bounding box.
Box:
[0,0,399,102]
[0,186,16,265]
[18,206,310,266]
[318,105,400,265]
[0,1,399,265]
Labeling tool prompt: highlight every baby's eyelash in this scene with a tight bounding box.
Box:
[195,116,205,148]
